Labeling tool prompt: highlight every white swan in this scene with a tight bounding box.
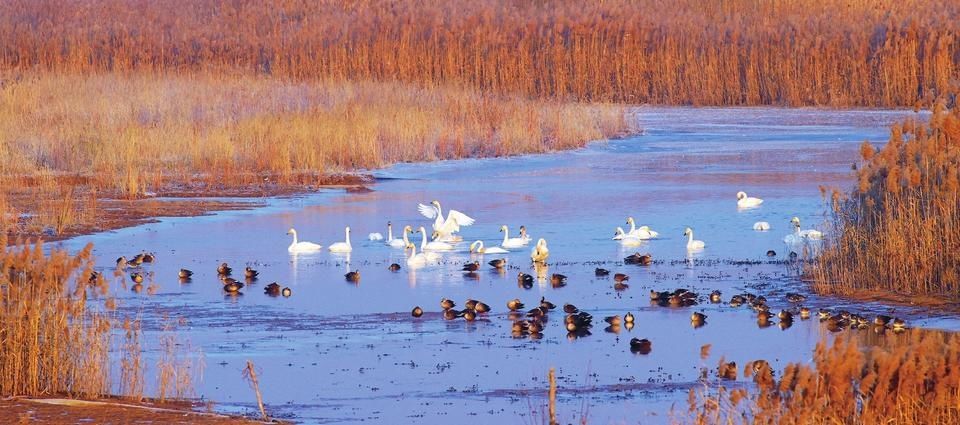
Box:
[519,226,532,244]
[531,238,549,263]
[613,228,644,246]
[613,227,627,240]
[625,217,659,239]
[790,217,823,240]
[737,191,764,208]
[470,240,509,254]
[417,200,475,239]
[386,222,409,248]
[419,227,454,251]
[328,226,353,252]
[684,227,705,251]
[406,244,428,268]
[287,228,323,253]
[783,222,803,245]
[414,230,444,260]
[753,221,771,231]
[500,225,526,248]
[368,232,383,241]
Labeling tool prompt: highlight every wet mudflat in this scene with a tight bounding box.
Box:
[57,107,949,424]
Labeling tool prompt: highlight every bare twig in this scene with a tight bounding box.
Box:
[242,360,268,422]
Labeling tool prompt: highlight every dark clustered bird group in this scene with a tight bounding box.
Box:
[110,252,293,298]
[407,252,658,354]
[406,251,908,355]
[719,290,906,332]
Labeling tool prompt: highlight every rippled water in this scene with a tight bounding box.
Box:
[57,107,946,424]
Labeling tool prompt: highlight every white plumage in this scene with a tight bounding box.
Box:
[287,228,323,253]
[417,200,475,239]
[737,191,764,208]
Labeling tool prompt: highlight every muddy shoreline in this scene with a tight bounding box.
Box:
[3,173,375,245]
[1,397,275,424]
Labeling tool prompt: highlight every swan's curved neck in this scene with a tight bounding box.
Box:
[473,240,483,252]
[502,227,510,244]
[290,230,298,245]
[431,204,444,226]
[628,220,636,233]
[420,228,427,249]
[403,229,410,245]
[387,224,394,241]
[345,228,351,246]
[687,231,694,244]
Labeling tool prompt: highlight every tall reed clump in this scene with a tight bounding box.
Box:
[1,0,957,106]
[810,98,960,298]
[0,239,113,397]
[0,73,630,193]
[684,330,960,424]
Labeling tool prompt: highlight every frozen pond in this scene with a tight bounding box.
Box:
[57,107,943,424]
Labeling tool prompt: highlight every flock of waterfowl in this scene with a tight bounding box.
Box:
[113,252,293,298]
[282,195,824,265]
[105,193,906,354]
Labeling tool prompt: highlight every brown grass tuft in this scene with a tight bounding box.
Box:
[685,329,960,424]
[0,240,112,397]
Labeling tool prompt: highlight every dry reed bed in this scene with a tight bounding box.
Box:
[685,329,960,424]
[0,72,629,237]
[2,0,958,106]
[810,97,960,299]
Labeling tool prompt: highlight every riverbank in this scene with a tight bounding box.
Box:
[1,397,273,424]
[1,73,632,243]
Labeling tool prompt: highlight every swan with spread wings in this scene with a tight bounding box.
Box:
[417,200,475,240]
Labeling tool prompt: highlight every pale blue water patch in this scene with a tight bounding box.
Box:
[51,107,951,424]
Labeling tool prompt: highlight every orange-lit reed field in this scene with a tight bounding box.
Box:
[0,73,628,184]
[2,0,957,106]
[811,97,960,299]
[685,330,960,424]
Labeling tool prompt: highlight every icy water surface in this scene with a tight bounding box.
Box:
[58,107,948,424]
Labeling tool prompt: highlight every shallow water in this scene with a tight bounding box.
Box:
[57,107,950,424]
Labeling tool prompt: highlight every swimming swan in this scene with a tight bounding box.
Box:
[418,200,475,238]
[683,227,705,251]
[420,227,454,251]
[406,244,428,267]
[328,227,353,252]
[737,191,764,208]
[470,240,509,254]
[386,222,409,248]
[790,217,823,240]
[287,228,323,253]
[531,238,550,263]
[625,217,659,239]
[753,221,771,231]
[613,228,644,246]
[500,225,526,248]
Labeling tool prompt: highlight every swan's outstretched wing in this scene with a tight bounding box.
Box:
[418,203,438,219]
[447,210,475,227]
[436,219,461,235]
